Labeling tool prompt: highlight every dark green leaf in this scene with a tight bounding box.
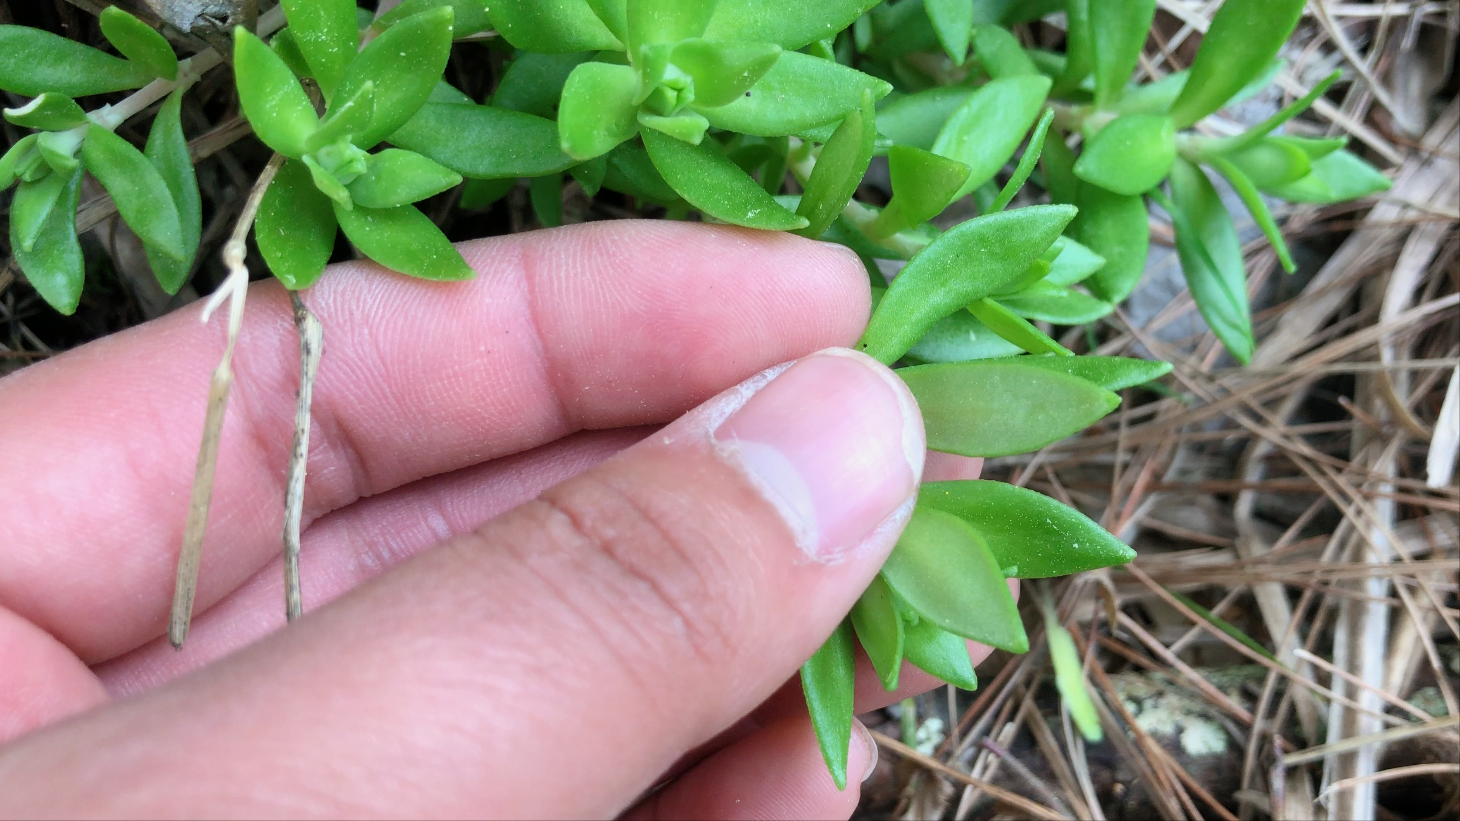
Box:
[988,108,1054,213]
[9,171,70,253]
[977,354,1172,391]
[671,39,781,108]
[334,6,455,149]
[801,619,857,790]
[602,143,681,203]
[1090,0,1155,108]
[1160,159,1254,363]
[4,92,87,130]
[919,480,1136,577]
[390,103,576,179]
[902,615,978,690]
[1043,236,1106,287]
[347,148,462,209]
[705,0,880,50]
[375,0,493,37]
[99,7,177,82]
[559,61,641,161]
[866,146,971,238]
[257,159,338,290]
[12,168,83,315]
[898,360,1120,457]
[972,24,1037,78]
[487,0,623,52]
[570,155,608,196]
[0,24,154,97]
[1040,125,1080,205]
[234,28,318,158]
[144,91,201,295]
[998,283,1114,325]
[493,52,594,118]
[1074,114,1175,195]
[81,125,184,260]
[1263,150,1392,204]
[968,297,1072,355]
[797,92,875,238]
[882,507,1028,653]
[877,87,973,151]
[926,0,973,64]
[1071,184,1148,302]
[627,0,716,53]
[1168,589,1277,661]
[1054,0,1092,95]
[279,0,358,97]
[931,74,1051,198]
[334,201,474,281]
[699,51,891,137]
[458,177,515,209]
[643,128,807,230]
[1168,0,1306,127]
[860,204,1076,364]
[1206,154,1295,273]
[271,28,314,79]
[851,575,905,691]
[307,82,376,153]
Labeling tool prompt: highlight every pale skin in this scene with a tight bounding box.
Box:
[0,221,1008,819]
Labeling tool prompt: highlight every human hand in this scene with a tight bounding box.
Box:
[0,221,1000,819]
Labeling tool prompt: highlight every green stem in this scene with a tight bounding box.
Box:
[899,697,918,747]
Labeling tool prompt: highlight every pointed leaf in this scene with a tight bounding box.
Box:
[926,0,974,64]
[643,128,807,230]
[972,24,1038,78]
[898,360,1120,457]
[1169,0,1306,127]
[12,168,83,315]
[0,25,153,96]
[1090,0,1155,108]
[998,283,1114,325]
[1263,150,1392,204]
[988,108,1054,213]
[977,354,1172,392]
[1045,607,1104,741]
[99,6,177,82]
[801,620,857,791]
[1043,236,1107,287]
[1071,184,1148,303]
[348,148,462,209]
[559,62,642,161]
[797,92,875,238]
[390,103,576,179]
[303,154,355,209]
[868,146,971,238]
[904,307,1023,364]
[279,0,358,97]
[1224,138,1312,188]
[271,28,314,79]
[602,144,681,203]
[144,91,201,294]
[1206,154,1295,273]
[334,6,455,149]
[335,202,474,281]
[1207,70,1340,154]
[81,125,184,260]
[234,28,318,158]
[36,131,83,176]
[860,204,1076,364]
[0,135,40,191]
[704,0,880,50]
[968,297,1073,355]
[307,82,376,153]
[932,74,1051,198]
[585,0,629,41]
[374,0,493,37]
[877,86,974,151]
[487,0,623,52]
[902,616,978,691]
[10,172,71,253]
[638,110,709,144]
[883,507,1028,654]
[257,159,338,290]
[698,51,891,137]
[851,575,905,691]
[494,52,594,118]
[1074,114,1175,196]
[627,0,717,53]
[4,93,87,131]
[670,39,781,108]
[1160,159,1254,362]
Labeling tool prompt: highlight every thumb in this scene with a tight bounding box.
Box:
[0,349,924,819]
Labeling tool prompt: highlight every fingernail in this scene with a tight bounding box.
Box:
[712,348,923,562]
[854,720,880,783]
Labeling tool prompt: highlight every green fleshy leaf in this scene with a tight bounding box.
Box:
[670,39,781,109]
[988,108,1054,213]
[1269,135,1347,161]
[1168,0,1306,127]
[642,128,807,230]
[307,81,376,153]
[1090,0,1155,108]
[1223,138,1312,189]
[585,0,629,41]
[374,0,493,37]
[971,24,1038,78]
[796,91,875,238]
[332,6,455,150]
[559,62,642,161]
[867,146,971,238]
[458,177,515,209]
[81,125,185,260]
[602,143,681,203]
[0,134,40,191]
[1074,114,1175,196]
[486,0,623,52]
[1054,0,1092,95]
[4,93,87,131]
[390,103,576,179]
[876,86,973,151]
[1168,588,1277,661]
[626,0,717,53]
[638,110,709,144]
[303,154,356,209]
[931,74,1051,199]
[968,298,1073,355]
[705,0,880,50]
[1071,184,1149,303]
[9,171,71,253]
[859,204,1076,364]
[904,307,1023,364]
[1263,150,1392,204]
[976,354,1172,392]
[998,283,1114,325]
[0,24,153,96]
[270,28,314,79]
[919,480,1136,577]
[234,27,318,158]
[989,241,1062,297]
[851,575,905,691]
[257,159,339,290]
[883,507,1028,654]
[1159,159,1254,363]
[529,173,564,227]
[570,155,607,196]
[925,0,974,64]
[99,7,177,82]
[1043,236,1107,287]
[12,168,83,315]
[279,0,358,97]
[902,615,978,690]
[1206,154,1296,273]
[699,51,891,138]
[801,620,857,791]
[144,91,201,294]
[898,360,1119,457]
[493,52,594,118]
[36,130,83,176]
[1207,71,1340,155]
[334,201,474,281]
[348,148,462,209]
[1040,125,1081,205]
[1043,602,1104,741]
[1114,69,1188,115]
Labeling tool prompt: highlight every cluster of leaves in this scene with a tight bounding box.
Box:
[0,0,1396,788]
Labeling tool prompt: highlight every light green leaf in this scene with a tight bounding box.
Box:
[1205,154,1295,273]
[1224,138,1312,189]
[968,297,1073,355]
[0,24,153,97]
[627,0,717,53]
[699,51,891,137]
[1074,114,1175,196]
[0,134,40,191]
[1090,0,1155,108]
[932,74,1051,198]
[998,283,1114,325]
[1206,70,1340,154]
[643,128,807,230]
[494,52,594,118]
[918,480,1136,577]
[801,620,857,791]
[559,62,642,161]
[1114,69,1189,115]
[902,615,978,690]
[347,149,462,209]
[234,27,318,158]
[1263,150,1392,204]
[796,92,875,238]
[988,108,1054,213]
[280,0,358,97]
[144,91,201,295]
[270,28,314,79]
[1160,159,1254,363]
[926,0,974,64]
[9,171,71,253]
[877,86,973,151]
[882,507,1028,654]
[705,0,880,50]
[671,39,781,108]
[866,146,971,238]
[972,24,1037,78]
[860,204,1076,364]
[81,125,184,260]
[585,0,629,41]
[1044,604,1104,741]
[374,0,493,37]
[99,7,178,82]
[851,575,905,691]
[307,82,376,153]
[12,168,83,315]
[1043,236,1107,287]
[638,110,709,144]
[898,360,1120,457]
[1071,184,1149,303]
[257,159,339,290]
[1054,0,1092,95]
[390,103,577,179]
[1169,0,1306,127]
[36,130,83,176]
[303,154,355,209]
[4,92,87,131]
[487,0,623,52]
[976,354,1172,391]
[334,6,455,149]
[904,307,1024,364]
[334,201,474,281]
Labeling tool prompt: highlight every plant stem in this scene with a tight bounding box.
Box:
[900,696,918,747]
[283,291,322,624]
[169,152,285,649]
[784,138,929,260]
